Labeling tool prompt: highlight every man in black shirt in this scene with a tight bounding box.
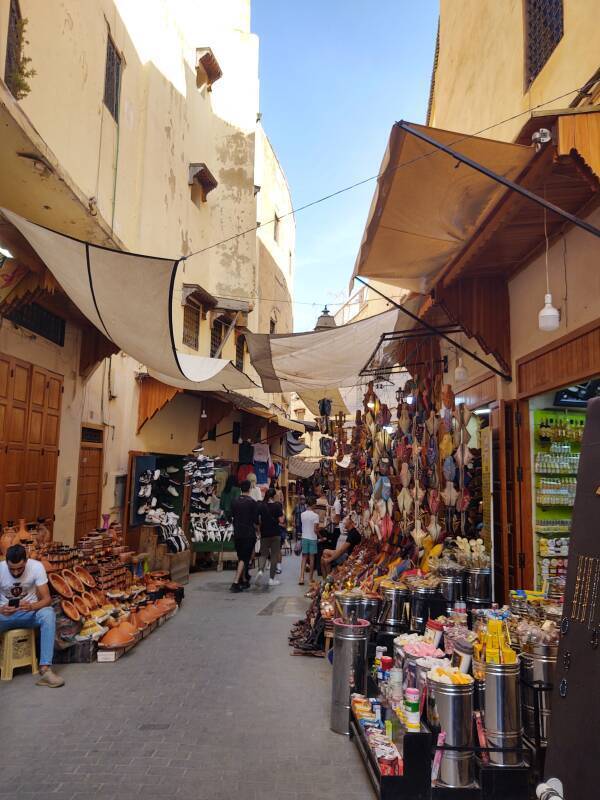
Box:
[256,488,284,586]
[321,515,362,577]
[230,480,259,593]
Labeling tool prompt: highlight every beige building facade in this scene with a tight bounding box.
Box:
[0,0,296,543]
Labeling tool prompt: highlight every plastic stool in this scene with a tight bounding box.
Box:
[0,628,39,680]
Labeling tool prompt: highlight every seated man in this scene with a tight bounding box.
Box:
[0,544,64,687]
[321,515,362,577]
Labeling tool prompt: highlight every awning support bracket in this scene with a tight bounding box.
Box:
[355,277,512,381]
[399,121,600,240]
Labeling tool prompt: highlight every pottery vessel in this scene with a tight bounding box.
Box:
[61,599,81,622]
[73,595,90,616]
[49,572,74,599]
[62,569,85,594]
[74,566,96,588]
[99,627,135,648]
[82,591,98,609]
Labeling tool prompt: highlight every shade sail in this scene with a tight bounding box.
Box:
[351,122,536,292]
[3,209,255,390]
[298,388,349,417]
[245,308,403,393]
[288,456,320,478]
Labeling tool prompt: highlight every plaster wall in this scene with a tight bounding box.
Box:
[431,0,600,143]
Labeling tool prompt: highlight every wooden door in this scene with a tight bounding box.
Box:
[74,427,104,542]
[0,354,62,527]
[489,400,521,602]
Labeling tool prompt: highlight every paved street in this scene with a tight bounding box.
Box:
[0,555,371,800]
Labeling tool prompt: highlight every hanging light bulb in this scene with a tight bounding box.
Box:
[454,358,468,383]
[538,293,560,332]
[538,201,560,333]
[366,400,375,409]
[201,407,207,419]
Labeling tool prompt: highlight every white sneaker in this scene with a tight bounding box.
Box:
[168,485,179,497]
[268,578,281,587]
[256,570,264,584]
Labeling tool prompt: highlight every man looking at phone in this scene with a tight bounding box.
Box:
[0,544,64,687]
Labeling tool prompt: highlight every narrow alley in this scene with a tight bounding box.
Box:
[0,556,371,800]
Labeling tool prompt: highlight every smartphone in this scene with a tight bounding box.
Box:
[8,598,20,608]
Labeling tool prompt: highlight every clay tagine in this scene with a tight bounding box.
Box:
[62,569,85,594]
[74,565,96,588]
[61,599,81,622]
[99,626,135,648]
[48,572,74,599]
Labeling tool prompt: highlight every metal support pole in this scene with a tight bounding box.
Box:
[399,121,600,240]
[355,277,512,381]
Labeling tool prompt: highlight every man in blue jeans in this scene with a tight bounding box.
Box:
[0,544,64,687]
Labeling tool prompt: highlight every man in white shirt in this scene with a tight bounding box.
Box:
[0,544,64,687]
[299,499,320,585]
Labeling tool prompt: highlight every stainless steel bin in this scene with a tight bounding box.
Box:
[330,617,370,735]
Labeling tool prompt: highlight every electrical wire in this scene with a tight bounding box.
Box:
[181,81,596,262]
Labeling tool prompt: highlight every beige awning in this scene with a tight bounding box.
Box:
[274,415,305,433]
[350,122,536,292]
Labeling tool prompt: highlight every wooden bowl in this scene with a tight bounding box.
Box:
[74,565,96,588]
[60,599,81,622]
[73,595,90,616]
[62,569,85,594]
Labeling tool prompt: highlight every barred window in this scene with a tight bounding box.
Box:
[270,318,276,334]
[103,35,122,121]
[7,302,66,346]
[210,318,226,357]
[235,334,245,371]
[182,304,200,350]
[525,0,563,86]
[4,0,21,98]
[273,213,280,243]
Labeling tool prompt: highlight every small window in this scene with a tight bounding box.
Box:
[103,35,122,121]
[7,302,65,346]
[270,318,276,334]
[525,0,564,86]
[182,304,200,350]
[235,334,245,371]
[210,318,226,357]
[4,0,21,98]
[273,213,280,243]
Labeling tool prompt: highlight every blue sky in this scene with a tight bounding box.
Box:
[252,0,439,331]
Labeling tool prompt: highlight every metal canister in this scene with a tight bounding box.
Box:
[358,596,381,625]
[430,678,474,788]
[330,617,370,735]
[380,586,410,631]
[333,592,362,622]
[403,650,419,691]
[416,657,449,703]
[439,574,465,602]
[465,568,492,603]
[484,661,523,765]
[410,586,437,633]
[393,633,422,668]
[520,641,557,744]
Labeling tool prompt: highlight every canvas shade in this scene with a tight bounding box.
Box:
[245,308,404,393]
[288,456,320,478]
[351,122,536,292]
[3,209,255,390]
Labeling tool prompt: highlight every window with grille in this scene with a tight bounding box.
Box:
[7,302,66,346]
[235,334,245,371]
[103,35,122,121]
[273,213,280,243]
[182,304,200,350]
[525,0,564,86]
[4,0,21,98]
[270,318,276,334]
[210,318,225,357]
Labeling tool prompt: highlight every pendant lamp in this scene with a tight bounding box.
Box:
[454,358,468,383]
[538,293,560,332]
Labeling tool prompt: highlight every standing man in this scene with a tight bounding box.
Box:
[0,544,64,687]
[256,488,284,587]
[299,498,320,585]
[230,480,259,593]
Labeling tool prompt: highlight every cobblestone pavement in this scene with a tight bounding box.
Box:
[0,554,371,800]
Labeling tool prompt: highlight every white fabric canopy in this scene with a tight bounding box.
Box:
[3,209,255,390]
[288,457,320,478]
[351,122,535,292]
[245,308,403,393]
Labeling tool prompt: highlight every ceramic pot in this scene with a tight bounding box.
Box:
[99,627,134,648]
[49,572,74,599]
[73,595,90,616]
[82,591,98,609]
[139,605,159,624]
[129,610,148,630]
[117,620,138,638]
[62,569,85,594]
[92,588,106,605]
[74,566,96,588]
[61,599,81,622]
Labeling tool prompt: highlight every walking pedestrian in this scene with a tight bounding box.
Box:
[230,480,259,593]
[256,488,284,586]
[299,498,320,585]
